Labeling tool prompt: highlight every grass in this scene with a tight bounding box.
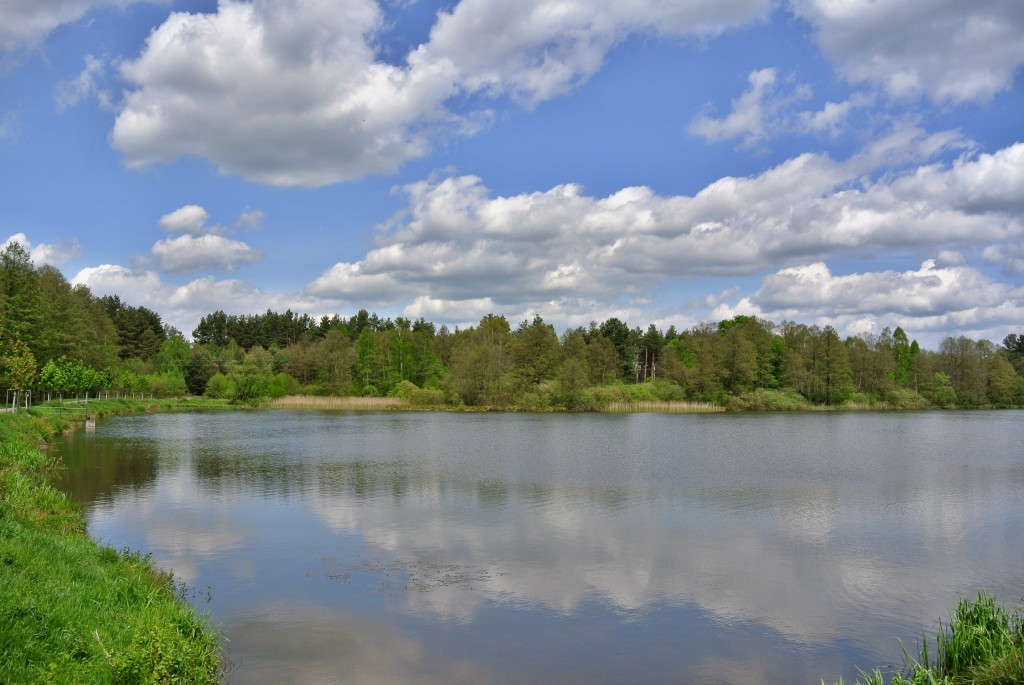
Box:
[0,409,222,684]
[825,592,1024,685]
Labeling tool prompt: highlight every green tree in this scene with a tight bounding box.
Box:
[599,317,637,381]
[812,326,853,404]
[927,371,958,406]
[184,345,219,395]
[717,326,757,394]
[2,334,37,391]
[316,329,354,395]
[100,295,166,360]
[281,335,320,385]
[0,242,44,359]
[890,326,913,386]
[985,350,1022,405]
[1002,333,1024,376]
[511,315,560,386]
[637,324,664,382]
[156,335,191,375]
[846,332,894,397]
[229,346,273,400]
[446,315,514,406]
[665,323,722,401]
[938,336,986,404]
[354,327,382,394]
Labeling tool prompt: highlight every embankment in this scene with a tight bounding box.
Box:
[0,402,222,684]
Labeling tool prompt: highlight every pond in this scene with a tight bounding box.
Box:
[52,410,1024,684]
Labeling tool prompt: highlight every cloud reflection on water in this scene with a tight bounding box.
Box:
[64,411,1024,684]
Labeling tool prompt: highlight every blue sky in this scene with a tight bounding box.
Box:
[2,0,1023,347]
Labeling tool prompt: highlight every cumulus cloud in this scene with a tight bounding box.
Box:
[146,205,263,273]
[159,204,210,234]
[711,258,1024,344]
[417,0,771,105]
[982,242,1024,276]
[308,133,1022,323]
[3,232,81,267]
[791,0,1024,103]
[157,204,264,235]
[149,234,262,274]
[112,0,770,186]
[72,264,333,335]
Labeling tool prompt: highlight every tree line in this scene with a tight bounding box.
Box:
[2,242,1023,409]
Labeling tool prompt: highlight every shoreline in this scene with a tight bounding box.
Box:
[0,400,223,684]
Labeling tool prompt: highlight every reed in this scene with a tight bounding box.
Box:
[602,400,725,414]
[262,395,411,410]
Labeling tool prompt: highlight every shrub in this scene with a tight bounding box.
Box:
[726,388,810,411]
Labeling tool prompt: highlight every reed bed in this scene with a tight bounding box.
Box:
[263,395,411,410]
[602,400,725,414]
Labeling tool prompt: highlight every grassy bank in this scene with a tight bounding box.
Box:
[0,405,222,684]
[826,592,1024,685]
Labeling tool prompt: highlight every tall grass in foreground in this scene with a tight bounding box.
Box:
[825,592,1024,685]
[0,411,222,684]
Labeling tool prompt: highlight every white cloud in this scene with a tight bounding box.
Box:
[309,131,1020,314]
[3,232,81,267]
[790,0,1024,103]
[157,204,265,236]
[797,91,875,136]
[72,264,333,336]
[402,295,499,323]
[112,0,771,187]
[112,0,455,186]
[159,204,210,234]
[753,259,1005,317]
[711,258,1024,345]
[982,242,1024,276]
[0,0,157,55]
[689,68,811,145]
[417,0,771,106]
[149,234,262,274]
[690,69,880,145]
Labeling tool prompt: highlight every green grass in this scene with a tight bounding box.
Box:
[825,592,1024,685]
[0,409,222,684]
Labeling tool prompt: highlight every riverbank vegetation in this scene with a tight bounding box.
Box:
[825,592,1024,685]
[3,242,1023,411]
[0,405,222,683]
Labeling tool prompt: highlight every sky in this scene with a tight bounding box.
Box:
[1,0,1023,347]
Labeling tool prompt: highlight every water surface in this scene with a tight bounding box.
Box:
[53,410,1024,684]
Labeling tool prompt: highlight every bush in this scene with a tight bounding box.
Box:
[884,387,930,410]
[726,388,810,411]
[144,372,189,398]
[203,373,234,399]
[264,372,298,398]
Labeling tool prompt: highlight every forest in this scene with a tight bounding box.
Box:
[2,242,1023,410]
